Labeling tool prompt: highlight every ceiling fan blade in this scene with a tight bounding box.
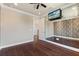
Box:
[36,4,39,9]
[41,4,46,8]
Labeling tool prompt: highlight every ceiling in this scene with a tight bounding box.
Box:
[3,3,72,16]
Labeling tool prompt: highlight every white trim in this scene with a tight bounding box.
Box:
[46,35,79,40]
[0,40,33,50]
[0,4,38,17]
[43,39,79,52]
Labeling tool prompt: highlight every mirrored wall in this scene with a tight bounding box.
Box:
[54,17,79,38]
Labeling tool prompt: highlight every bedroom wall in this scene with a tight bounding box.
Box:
[62,5,78,19]
[53,5,79,39]
[0,6,1,45]
[45,4,79,39]
[54,17,79,38]
[45,16,54,38]
[1,6,33,47]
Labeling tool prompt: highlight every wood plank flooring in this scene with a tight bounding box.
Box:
[46,36,79,48]
[0,40,79,56]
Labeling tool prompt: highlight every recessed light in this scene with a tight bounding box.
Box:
[14,3,18,6]
[72,7,77,10]
[39,12,40,14]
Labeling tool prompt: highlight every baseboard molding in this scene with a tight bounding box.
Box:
[0,40,33,50]
[42,39,79,52]
[46,35,79,40]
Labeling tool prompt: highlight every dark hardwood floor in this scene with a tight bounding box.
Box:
[46,36,79,48]
[0,40,79,56]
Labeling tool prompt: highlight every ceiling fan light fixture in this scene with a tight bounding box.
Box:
[36,4,39,9]
[41,4,46,8]
[30,3,46,9]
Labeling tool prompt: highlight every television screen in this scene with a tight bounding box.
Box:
[48,9,62,21]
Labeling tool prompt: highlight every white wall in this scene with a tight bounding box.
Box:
[45,16,54,38]
[0,6,1,45]
[62,5,78,19]
[1,6,33,47]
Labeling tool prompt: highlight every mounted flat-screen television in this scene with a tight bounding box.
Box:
[48,9,62,21]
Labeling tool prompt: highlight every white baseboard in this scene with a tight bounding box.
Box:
[42,39,79,52]
[0,40,33,50]
[46,35,79,40]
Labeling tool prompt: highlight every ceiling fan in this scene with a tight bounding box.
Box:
[30,3,47,9]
